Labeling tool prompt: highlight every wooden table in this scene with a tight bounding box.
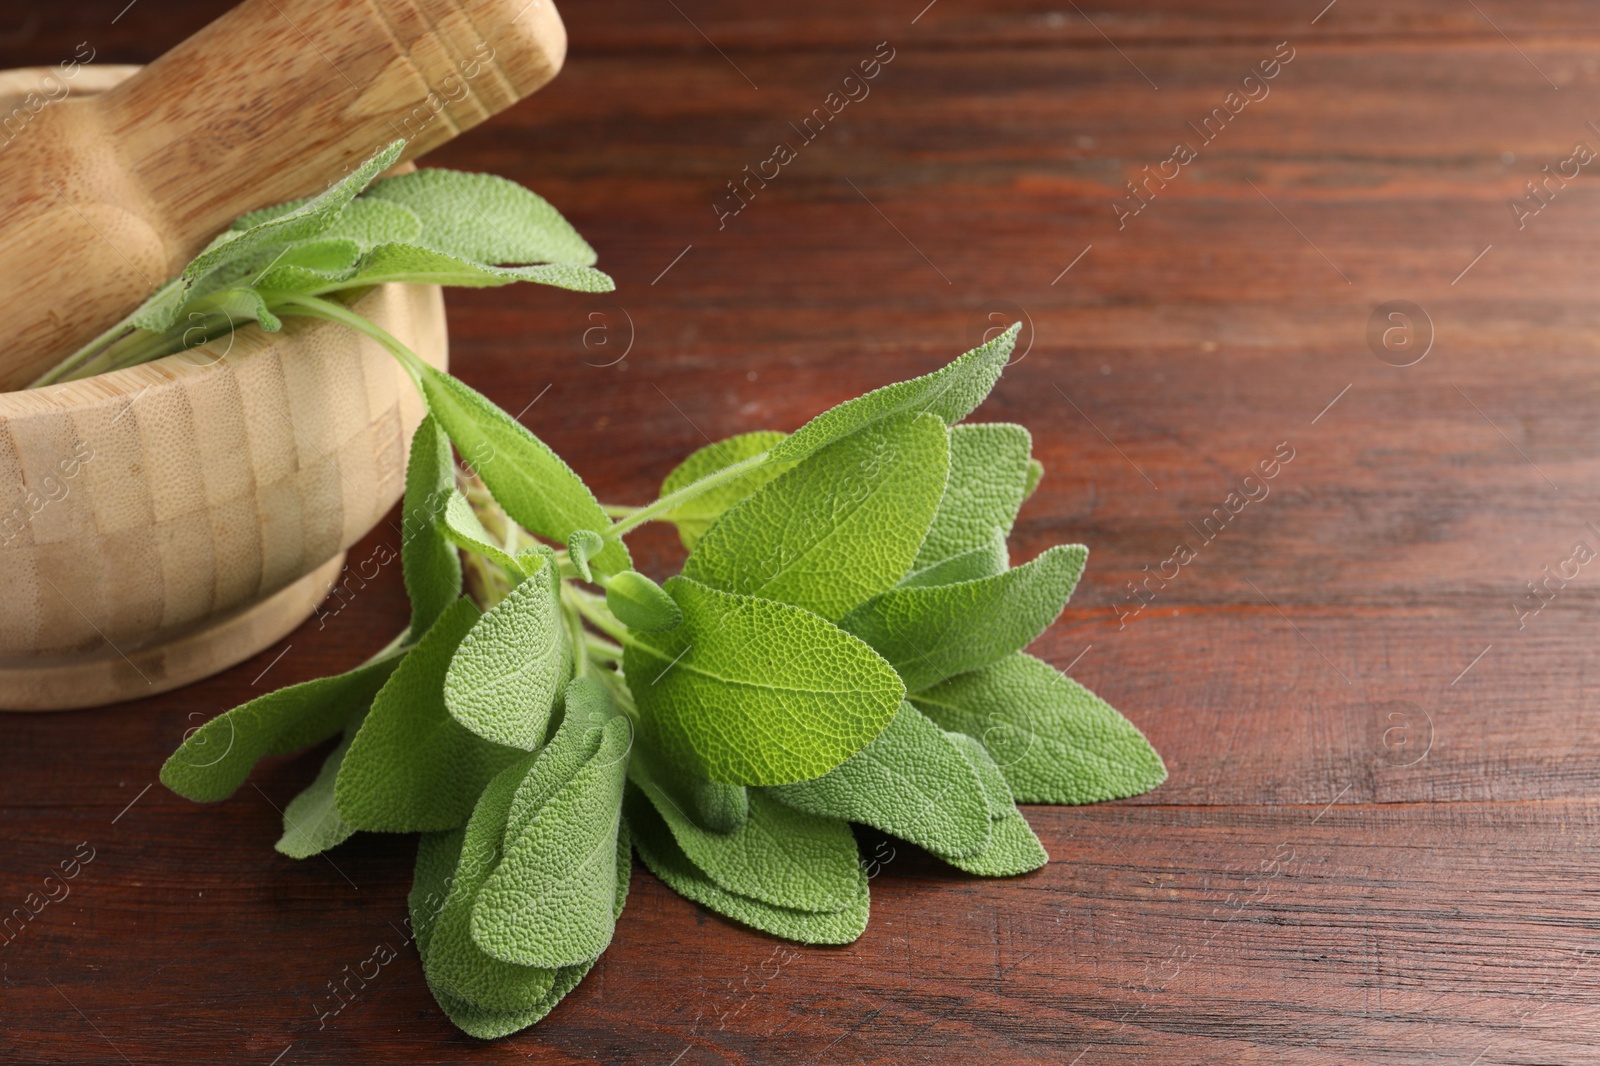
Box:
[6,1,1600,1062]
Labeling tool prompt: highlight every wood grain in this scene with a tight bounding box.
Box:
[4,0,1600,1062]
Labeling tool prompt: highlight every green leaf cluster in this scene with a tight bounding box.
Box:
[33,142,613,387]
[151,178,1165,1040]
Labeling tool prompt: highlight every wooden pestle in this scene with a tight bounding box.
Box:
[0,0,566,392]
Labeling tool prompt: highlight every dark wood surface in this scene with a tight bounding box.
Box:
[6,1,1600,1062]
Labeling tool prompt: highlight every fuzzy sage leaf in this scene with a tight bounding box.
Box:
[767,325,1018,464]
[135,141,404,333]
[898,529,1009,589]
[333,243,613,293]
[657,431,792,549]
[439,488,543,579]
[681,413,949,622]
[471,715,630,968]
[631,750,859,912]
[418,366,631,578]
[444,548,569,751]
[911,652,1167,804]
[931,734,1049,877]
[624,576,904,785]
[33,140,616,388]
[840,544,1089,692]
[418,752,559,1011]
[403,415,464,638]
[364,168,600,267]
[161,653,400,803]
[603,570,682,632]
[502,678,615,845]
[911,422,1032,574]
[567,529,604,582]
[764,702,991,859]
[626,786,870,945]
[335,599,521,832]
[412,818,630,1039]
[274,713,363,859]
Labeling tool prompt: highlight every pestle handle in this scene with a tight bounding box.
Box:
[0,0,565,390]
[97,0,567,244]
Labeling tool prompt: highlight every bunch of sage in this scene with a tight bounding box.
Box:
[143,143,1164,1039]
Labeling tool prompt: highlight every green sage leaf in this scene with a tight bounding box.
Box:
[403,415,464,638]
[417,705,631,1029]
[686,777,749,835]
[839,544,1088,692]
[138,141,403,331]
[657,430,790,549]
[472,715,631,968]
[629,732,747,834]
[273,714,362,859]
[409,827,461,958]
[683,413,949,622]
[765,702,990,859]
[418,753,559,1011]
[1023,458,1044,502]
[947,732,1014,820]
[438,488,541,578]
[932,734,1049,877]
[417,366,630,576]
[624,576,903,785]
[424,964,580,1041]
[335,599,522,831]
[252,237,364,293]
[161,653,400,803]
[439,487,513,569]
[319,196,424,249]
[631,752,858,912]
[201,287,283,332]
[345,243,613,293]
[566,529,603,582]
[911,422,1031,573]
[897,529,1008,589]
[365,168,598,266]
[625,786,869,945]
[444,548,569,750]
[502,678,615,852]
[910,652,1166,804]
[604,570,682,632]
[939,803,1048,877]
[767,325,1018,464]
[411,817,631,1039]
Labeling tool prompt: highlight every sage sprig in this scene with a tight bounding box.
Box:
[149,144,1166,1039]
[30,140,610,387]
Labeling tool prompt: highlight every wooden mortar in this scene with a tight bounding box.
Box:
[0,0,567,391]
[0,66,448,711]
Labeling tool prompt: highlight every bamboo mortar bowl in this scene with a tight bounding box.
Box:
[0,66,448,711]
